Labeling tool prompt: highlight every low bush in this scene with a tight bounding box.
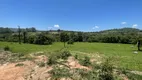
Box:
[15,63,24,67]
[33,33,55,45]
[67,40,74,44]
[60,50,72,59]
[47,53,59,66]
[49,66,72,79]
[9,53,30,62]
[4,46,10,51]
[99,59,114,80]
[73,68,98,80]
[44,40,52,45]
[47,55,58,66]
[74,54,78,59]
[18,53,25,57]
[80,56,91,66]
[38,62,45,67]
[47,50,71,65]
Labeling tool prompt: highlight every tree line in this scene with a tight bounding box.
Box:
[0,27,142,47]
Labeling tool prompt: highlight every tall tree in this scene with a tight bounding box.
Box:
[137,40,141,51]
[70,32,75,41]
[77,32,83,42]
[23,31,27,43]
[60,32,69,47]
[18,26,21,44]
[31,27,36,32]
[57,29,61,33]
[137,32,142,51]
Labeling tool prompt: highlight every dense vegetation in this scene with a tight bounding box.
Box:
[0,27,142,45]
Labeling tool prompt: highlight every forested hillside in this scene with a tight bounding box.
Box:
[0,27,142,44]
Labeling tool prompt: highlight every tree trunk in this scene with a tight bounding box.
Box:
[138,46,140,51]
[138,40,140,51]
[18,26,21,44]
[23,32,26,43]
[64,42,66,48]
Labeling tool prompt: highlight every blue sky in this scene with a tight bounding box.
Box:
[0,0,142,31]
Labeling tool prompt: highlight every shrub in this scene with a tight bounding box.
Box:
[74,54,78,59]
[8,53,29,63]
[67,40,74,44]
[75,69,89,77]
[80,56,91,66]
[60,50,72,59]
[49,66,72,79]
[44,40,52,45]
[33,33,55,45]
[73,68,98,80]
[47,50,71,65]
[15,63,24,67]
[27,35,35,44]
[4,46,10,51]
[47,56,57,66]
[38,62,45,67]
[99,59,114,80]
[17,53,25,57]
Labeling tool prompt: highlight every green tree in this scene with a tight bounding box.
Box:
[26,27,36,32]
[18,26,21,44]
[31,27,36,32]
[137,32,142,51]
[137,40,141,51]
[28,35,35,44]
[33,33,54,45]
[77,32,83,42]
[23,31,27,43]
[0,27,12,33]
[57,29,61,33]
[60,32,69,47]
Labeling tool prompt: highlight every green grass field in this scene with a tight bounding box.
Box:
[0,41,142,71]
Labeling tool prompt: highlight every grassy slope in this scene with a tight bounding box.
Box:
[0,42,142,71]
[69,43,142,71]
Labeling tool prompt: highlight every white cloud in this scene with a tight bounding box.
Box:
[95,26,99,28]
[54,24,60,28]
[92,26,99,29]
[121,22,127,25]
[132,24,138,28]
[48,27,52,29]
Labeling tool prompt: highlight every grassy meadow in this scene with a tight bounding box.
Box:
[0,41,142,71]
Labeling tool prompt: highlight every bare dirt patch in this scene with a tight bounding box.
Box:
[0,54,51,80]
[0,55,92,80]
[0,61,34,80]
[0,51,136,80]
[67,56,91,70]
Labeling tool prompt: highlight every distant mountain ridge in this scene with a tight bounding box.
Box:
[99,28,140,33]
[0,27,141,33]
